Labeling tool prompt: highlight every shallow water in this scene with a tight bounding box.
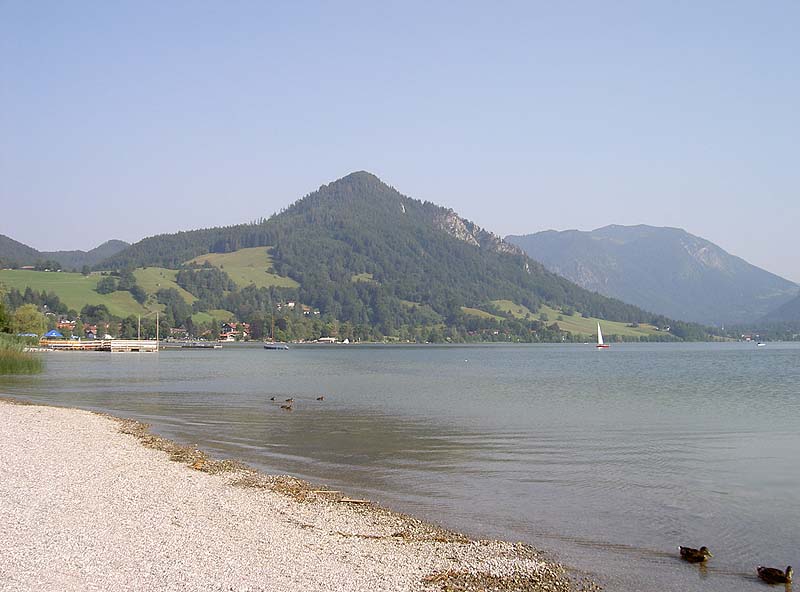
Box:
[2,342,798,591]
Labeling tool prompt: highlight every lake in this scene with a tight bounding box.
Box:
[1,342,797,591]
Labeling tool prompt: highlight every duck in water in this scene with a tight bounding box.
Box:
[679,546,713,563]
[757,566,792,584]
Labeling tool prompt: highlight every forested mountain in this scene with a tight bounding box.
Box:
[43,240,130,270]
[0,235,40,267]
[506,225,798,326]
[102,172,710,340]
[760,292,800,323]
[0,235,129,270]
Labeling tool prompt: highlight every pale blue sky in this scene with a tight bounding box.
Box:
[2,2,798,280]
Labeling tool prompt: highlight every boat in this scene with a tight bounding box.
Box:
[596,322,610,349]
[263,342,289,350]
[180,341,222,349]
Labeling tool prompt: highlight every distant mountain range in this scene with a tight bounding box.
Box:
[506,225,799,326]
[0,235,129,270]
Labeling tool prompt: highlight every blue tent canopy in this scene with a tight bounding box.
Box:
[44,329,64,338]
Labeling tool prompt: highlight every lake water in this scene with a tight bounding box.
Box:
[2,342,798,591]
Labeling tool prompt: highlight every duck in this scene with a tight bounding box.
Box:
[280,403,293,411]
[285,397,294,403]
[316,396,325,401]
[757,566,792,584]
[678,546,713,563]
[269,397,276,401]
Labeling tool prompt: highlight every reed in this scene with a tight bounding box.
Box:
[0,334,43,375]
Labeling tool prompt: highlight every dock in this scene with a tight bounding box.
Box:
[39,339,160,353]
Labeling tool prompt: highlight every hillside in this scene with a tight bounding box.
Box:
[0,235,129,270]
[0,235,40,266]
[185,247,298,289]
[0,269,148,318]
[98,172,711,341]
[43,240,130,270]
[760,292,800,323]
[506,225,798,326]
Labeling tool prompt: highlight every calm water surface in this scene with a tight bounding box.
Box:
[2,342,798,591]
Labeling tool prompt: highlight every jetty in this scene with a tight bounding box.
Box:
[39,339,160,353]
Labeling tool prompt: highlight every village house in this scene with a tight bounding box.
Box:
[220,321,250,341]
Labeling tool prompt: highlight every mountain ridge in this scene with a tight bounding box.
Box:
[506,225,798,325]
[100,172,709,339]
[0,235,130,270]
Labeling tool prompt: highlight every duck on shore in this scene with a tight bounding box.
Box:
[679,546,713,563]
[757,565,792,584]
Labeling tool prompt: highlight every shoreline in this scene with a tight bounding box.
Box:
[0,397,600,591]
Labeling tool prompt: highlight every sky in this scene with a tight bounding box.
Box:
[2,2,799,281]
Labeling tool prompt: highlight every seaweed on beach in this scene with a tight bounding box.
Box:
[422,566,599,592]
[112,416,248,475]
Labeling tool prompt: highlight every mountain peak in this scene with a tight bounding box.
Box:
[507,225,798,325]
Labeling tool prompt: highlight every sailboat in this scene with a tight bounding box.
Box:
[596,322,610,349]
[263,309,289,350]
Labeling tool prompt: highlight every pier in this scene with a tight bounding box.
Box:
[39,339,160,353]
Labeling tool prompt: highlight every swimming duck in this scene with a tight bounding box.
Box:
[280,403,293,411]
[316,396,325,401]
[285,397,294,403]
[757,566,792,584]
[679,546,713,563]
[269,397,276,401]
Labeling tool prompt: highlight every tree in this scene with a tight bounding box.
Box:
[12,304,46,336]
[129,284,147,305]
[0,283,8,332]
[96,276,117,294]
[0,300,8,333]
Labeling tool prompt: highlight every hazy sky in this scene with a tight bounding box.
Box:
[2,2,798,281]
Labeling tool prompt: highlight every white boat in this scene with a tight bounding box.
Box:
[596,322,610,349]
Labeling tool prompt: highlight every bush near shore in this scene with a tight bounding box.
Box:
[0,334,43,375]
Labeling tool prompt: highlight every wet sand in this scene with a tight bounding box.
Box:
[0,399,597,591]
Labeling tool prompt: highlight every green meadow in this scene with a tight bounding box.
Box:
[0,270,148,318]
[458,299,662,339]
[191,309,235,325]
[133,267,197,303]
[185,247,299,289]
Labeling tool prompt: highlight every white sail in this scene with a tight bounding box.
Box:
[597,322,604,345]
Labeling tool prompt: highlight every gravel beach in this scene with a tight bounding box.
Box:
[0,400,595,592]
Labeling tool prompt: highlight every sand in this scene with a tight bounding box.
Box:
[0,400,595,591]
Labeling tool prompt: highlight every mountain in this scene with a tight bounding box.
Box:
[0,235,40,266]
[43,240,131,270]
[0,235,129,270]
[760,293,800,323]
[103,172,710,340]
[506,225,798,326]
